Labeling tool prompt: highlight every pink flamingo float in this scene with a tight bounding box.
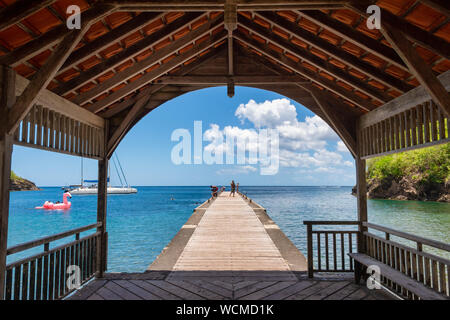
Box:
[35,192,72,210]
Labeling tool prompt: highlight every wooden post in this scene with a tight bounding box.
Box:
[306,224,313,278]
[0,66,15,300]
[96,121,109,277]
[356,125,368,255]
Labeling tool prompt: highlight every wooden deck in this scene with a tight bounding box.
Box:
[69,272,395,300]
[69,192,396,300]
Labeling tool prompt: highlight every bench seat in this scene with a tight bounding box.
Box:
[349,253,448,300]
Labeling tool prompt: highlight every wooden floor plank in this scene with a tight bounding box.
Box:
[166,280,226,300]
[104,281,143,300]
[262,281,317,300]
[148,280,205,300]
[113,280,162,300]
[131,280,182,300]
[304,281,351,300]
[95,285,124,300]
[286,281,335,300]
[187,280,233,299]
[239,281,297,300]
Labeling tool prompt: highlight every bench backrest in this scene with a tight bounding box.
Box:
[363,222,450,300]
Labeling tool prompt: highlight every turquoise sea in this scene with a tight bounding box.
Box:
[7,186,450,272]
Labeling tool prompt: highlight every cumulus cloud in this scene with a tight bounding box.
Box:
[217,165,257,175]
[336,141,348,152]
[204,98,352,175]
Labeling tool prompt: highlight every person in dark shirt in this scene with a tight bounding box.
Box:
[230,180,236,197]
[210,185,218,197]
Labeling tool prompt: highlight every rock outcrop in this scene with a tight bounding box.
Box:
[352,177,449,202]
[10,176,40,191]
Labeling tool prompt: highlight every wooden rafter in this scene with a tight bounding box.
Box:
[87,29,228,113]
[155,75,310,84]
[234,30,375,111]
[73,13,224,105]
[256,11,413,93]
[58,12,164,76]
[419,0,450,17]
[236,17,387,105]
[7,5,115,135]
[100,46,227,118]
[0,5,116,67]
[54,12,208,96]
[294,10,409,72]
[309,86,357,157]
[0,0,57,33]
[349,3,450,60]
[104,0,348,11]
[378,22,450,118]
[107,95,151,157]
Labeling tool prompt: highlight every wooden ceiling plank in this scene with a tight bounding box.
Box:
[87,29,228,113]
[7,5,115,135]
[257,11,413,93]
[380,25,450,118]
[54,12,208,96]
[349,3,450,60]
[237,16,390,103]
[100,47,227,118]
[419,0,450,18]
[295,10,409,72]
[0,6,116,67]
[58,12,164,76]
[73,13,223,105]
[234,30,375,111]
[155,75,310,84]
[104,0,348,9]
[0,0,57,33]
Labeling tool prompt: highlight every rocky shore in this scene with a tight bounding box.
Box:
[10,173,40,191]
[352,177,449,202]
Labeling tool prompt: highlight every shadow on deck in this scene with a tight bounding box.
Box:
[68,271,396,300]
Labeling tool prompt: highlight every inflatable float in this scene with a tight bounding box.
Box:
[35,192,72,210]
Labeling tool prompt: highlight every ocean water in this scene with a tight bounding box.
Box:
[7,186,450,272]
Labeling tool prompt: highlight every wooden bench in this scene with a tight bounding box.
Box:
[349,253,448,300]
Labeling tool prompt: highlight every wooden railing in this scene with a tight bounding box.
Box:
[363,222,450,299]
[303,221,360,278]
[3,223,102,300]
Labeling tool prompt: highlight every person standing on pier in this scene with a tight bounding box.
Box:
[230,180,236,197]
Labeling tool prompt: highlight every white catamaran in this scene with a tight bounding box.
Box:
[65,154,137,195]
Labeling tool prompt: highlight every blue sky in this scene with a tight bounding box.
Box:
[12,86,356,186]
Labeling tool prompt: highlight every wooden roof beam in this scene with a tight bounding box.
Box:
[309,86,357,157]
[0,0,57,33]
[7,4,115,135]
[105,0,348,11]
[107,94,151,158]
[0,5,116,67]
[73,13,224,105]
[380,25,450,118]
[155,75,310,84]
[54,12,208,96]
[419,0,450,18]
[99,46,227,118]
[86,29,228,113]
[348,3,450,60]
[294,10,408,72]
[237,16,390,104]
[234,30,375,111]
[257,11,413,93]
[58,12,164,76]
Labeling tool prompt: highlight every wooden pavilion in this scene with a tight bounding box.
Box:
[0,0,449,300]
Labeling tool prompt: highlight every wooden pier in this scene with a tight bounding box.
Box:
[69,193,395,300]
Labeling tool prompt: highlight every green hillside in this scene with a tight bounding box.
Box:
[365,143,449,202]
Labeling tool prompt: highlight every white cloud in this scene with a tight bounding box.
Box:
[217,165,257,175]
[336,141,348,152]
[203,98,352,175]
